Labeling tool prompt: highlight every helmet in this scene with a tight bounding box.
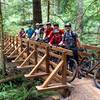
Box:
[53,23,59,27]
[46,22,51,25]
[35,23,39,26]
[64,23,71,27]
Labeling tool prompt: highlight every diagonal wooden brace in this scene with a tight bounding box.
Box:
[25,54,47,77]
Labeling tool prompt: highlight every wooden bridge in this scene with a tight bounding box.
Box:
[3,35,100,99]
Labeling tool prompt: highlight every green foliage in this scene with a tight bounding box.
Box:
[0,79,56,100]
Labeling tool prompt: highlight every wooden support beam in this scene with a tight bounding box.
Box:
[50,46,73,56]
[36,83,71,91]
[49,52,62,59]
[17,65,35,69]
[7,55,17,59]
[8,45,21,57]
[17,50,35,68]
[14,47,27,62]
[45,46,50,73]
[24,54,47,77]
[34,44,38,65]
[62,52,67,84]
[83,44,100,51]
[41,60,63,88]
[49,61,57,67]
[3,41,13,52]
[25,72,49,78]
[4,46,14,55]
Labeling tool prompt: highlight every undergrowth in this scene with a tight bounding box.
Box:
[0,78,56,100]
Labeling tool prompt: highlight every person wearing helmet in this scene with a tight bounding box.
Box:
[43,22,53,39]
[26,25,34,39]
[31,23,41,41]
[59,23,82,63]
[59,23,82,78]
[49,23,64,46]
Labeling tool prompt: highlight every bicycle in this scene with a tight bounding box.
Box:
[49,44,78,83]
[94,65,100,89]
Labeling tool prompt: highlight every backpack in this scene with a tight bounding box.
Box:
[63,31,77,48]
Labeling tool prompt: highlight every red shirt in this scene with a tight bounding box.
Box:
[45,27,53,37]
[49,29,64,45]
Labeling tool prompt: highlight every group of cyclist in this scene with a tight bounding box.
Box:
[19,22,82,60]
[19,22,83,78]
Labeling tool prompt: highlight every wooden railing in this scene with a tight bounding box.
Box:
[3,36,100,91]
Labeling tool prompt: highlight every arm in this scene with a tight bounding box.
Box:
[59,33,65,45]
[43,30,46,39]
[76,38,82,48]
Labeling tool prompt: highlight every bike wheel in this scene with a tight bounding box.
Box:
[79,57,93,73]
[67,58,78,83]
[94,67,100,89]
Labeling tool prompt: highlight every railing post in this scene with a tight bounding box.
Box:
[9,36,11,44]
[45,46,50,73]
[16,36,18,47]
[34,43,38,65]
[20,38,23,52]
[26,40,30,64]
[26,40,30,57]
[62,51,67,85]
[12,36,14,47]
[97,51,100,59]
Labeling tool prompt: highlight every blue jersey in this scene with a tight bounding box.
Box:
[26,28,34,38]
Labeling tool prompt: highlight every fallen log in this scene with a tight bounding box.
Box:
[0,74,24,84]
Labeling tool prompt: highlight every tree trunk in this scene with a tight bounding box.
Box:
[54,0,61,14]
[0,0,6,75]
[47,0,50,22]
[76,0,84,33]
[33,0,42,26]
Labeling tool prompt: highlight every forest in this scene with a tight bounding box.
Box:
[0,0,100,100]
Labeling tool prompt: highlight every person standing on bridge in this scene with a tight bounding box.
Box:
[31,23,41,41]
[59,23,82,63]
[49,23,64,46]
[26,25,34,39]
[18,28,26,38]
[43,22,53,41]
[59,23,82,78]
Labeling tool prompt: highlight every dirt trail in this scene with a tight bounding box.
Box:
[68,78,100,100]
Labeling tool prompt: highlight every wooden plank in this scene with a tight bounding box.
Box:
[49,61,57,67]
[19,50,35,67]
[17,65,35,69]
[83,44,100,51]
[78,51,92,57]
[14,47,27,62]
[30,58,35,63]
[4,46,14,55]
[12,59,24,63]
[49,52,62,59]
[25,72,49,78]
[41,60,64,88]
[50,46,72,56]
[3,41,13,52]
[34,44,38,65]
[8,45,21,57]
[7,55,17,59]
[62,52,67,84]
[45,47,50,73]
[29,45,34,50]
[25,54,47,76]
[36,84,69,91]
[37,48,45,53]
